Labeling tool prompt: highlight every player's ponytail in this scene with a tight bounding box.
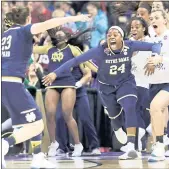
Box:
[11,7,30,25]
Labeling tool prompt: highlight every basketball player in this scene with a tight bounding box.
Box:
[146,10,169,162]
[126,17,151,152]
[33,27,98,156]
[42,26,161,160]
[48,28,100,155]
[137,2,156,38]
[2,6,91,168]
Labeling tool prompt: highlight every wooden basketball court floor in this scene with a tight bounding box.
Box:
[5,152,169,168]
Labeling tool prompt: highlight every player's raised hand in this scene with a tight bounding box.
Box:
[42,72,57,86]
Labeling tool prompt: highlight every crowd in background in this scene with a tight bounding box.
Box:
[2,1,169,92]
[2,0,169,154]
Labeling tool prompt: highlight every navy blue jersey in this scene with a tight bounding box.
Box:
[54,40,161,86]
[2,24,33,79]
[47,44,83,79]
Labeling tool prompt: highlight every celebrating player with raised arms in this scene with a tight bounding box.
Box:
[146,10,169,162]
[128,17,152,152]
[2,6,91,168]
[43,25,161,160]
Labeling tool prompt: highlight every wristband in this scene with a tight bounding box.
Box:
[75,81,82,89]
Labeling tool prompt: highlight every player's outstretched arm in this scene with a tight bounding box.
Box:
[31,14,91,35]
[42,47,100,86]
[131,41,161,55]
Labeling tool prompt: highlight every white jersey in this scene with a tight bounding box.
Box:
[148,26,156,38]
[148,30,169,84]
[131,36,152,88]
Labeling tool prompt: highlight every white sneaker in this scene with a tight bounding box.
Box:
[165,150,169,157]
[72,143,83,157]
[48,141,59,157]
[31,152,56,168]
[2,139,9,168]
[120,142,134,153]
[55,149,65,155]
[114,128,127,145]
[119,150,141,160]
[146,124,152,136]
[138,128,146,152]
[91,148,101,155]
[163,135,169,146]
[148,142,166,162]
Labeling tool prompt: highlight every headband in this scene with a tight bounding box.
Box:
[108,26,124,38]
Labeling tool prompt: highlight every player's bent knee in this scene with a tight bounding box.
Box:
[150,102,161,115]
[63,113,72,122]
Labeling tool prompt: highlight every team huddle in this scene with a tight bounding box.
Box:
[1,2,169,169]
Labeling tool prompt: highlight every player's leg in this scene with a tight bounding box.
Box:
[165,120,169,157]
[117,96,140,159]
[163,108,169,146]
[148,90,169,162]
[116,80,140,160]
[136,87,149,152]
[55,101,69,154]
[98,87,127,145]
[2,118,12,133]
[75,93,100,155]
[31,134,42,154]
[2,104,12,132]
[61,88,83,156]
[2,82,55,168]
[45,88,60,156]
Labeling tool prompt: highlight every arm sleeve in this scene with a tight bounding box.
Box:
[33,45,51,54]
[131,41,161,54]
[54,47,100,77]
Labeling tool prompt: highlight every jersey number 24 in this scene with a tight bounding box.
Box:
[109,64,125,75]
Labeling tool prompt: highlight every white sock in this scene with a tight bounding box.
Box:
[2,118,12,132]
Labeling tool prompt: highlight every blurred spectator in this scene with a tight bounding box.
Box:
[52,9,77,32]
[25,1,34,13]
[31,2,52,23]
[2,2,10,14]
[107,1,139,28]
[152,0,169,12]
[77,2,108,48]
[60,1,76,16]
[151,0,169,28]
[137,2,151,23]
[24,63,44,90]
[47,2,61,12]
[71,1,89,13]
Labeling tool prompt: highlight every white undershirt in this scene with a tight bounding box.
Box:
[148,30,169,84]
[131,36,152,88]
